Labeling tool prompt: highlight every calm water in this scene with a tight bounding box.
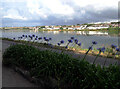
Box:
[0,29,119,49]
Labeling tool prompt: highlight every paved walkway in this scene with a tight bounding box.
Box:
[2,40,120,66]
[0,60,1,89]
[1,40,41,88]
[1,40,120,88]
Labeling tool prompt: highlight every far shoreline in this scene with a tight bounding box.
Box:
[0,28,118,32]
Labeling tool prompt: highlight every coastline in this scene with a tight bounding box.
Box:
[1,37,120,60]
[1,38,120,63]
[0,28,118,32]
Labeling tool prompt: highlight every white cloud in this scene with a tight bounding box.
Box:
[26,0,74,16]
[81,10,86,14]
[3,15,27,20]
[72,0,118,18]
[1,0,118,26]
[3,9,28,20]
[73,0,118,7]
[73,0,118,10]
[26,1,48,19]
[1,0,29,2]
[42,0,74,15]
[0,8,3,10]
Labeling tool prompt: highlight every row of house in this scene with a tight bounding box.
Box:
[43,25,87,30]
[87,24,109,29]
[32,22,119,30]
[43,25,109,30]
[1,22,118,31]
[87,23,118,29]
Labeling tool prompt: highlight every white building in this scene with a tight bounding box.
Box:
[46,28,53,30]
[45,26,49,28]
[68,27,73,30]
[74,26,83,30]
[53,26,60,30]
[87,26,109,30]
[63,27,67,29]
[81,25,87,29]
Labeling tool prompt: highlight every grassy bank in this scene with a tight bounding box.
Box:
[1,37,120,59]
[3,44,120,89]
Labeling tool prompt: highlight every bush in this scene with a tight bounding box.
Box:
[3,44,120,89]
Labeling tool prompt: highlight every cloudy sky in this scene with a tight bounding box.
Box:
[0,0,119,27]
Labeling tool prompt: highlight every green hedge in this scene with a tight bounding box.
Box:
[3,44,120,89]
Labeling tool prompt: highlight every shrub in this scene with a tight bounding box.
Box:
[3,44,120,89]
[3,44,40,69]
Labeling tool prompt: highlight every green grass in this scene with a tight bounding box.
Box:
[3,44,120,89]
[1,37,120,59]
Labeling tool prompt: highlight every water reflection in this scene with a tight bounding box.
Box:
[1,29,118,49]
[46,31,60,34]
[88,31,108,35]
[30,29,38,33]
[75,31,108,36]
[76,31,87,35]
[44,31,109,36]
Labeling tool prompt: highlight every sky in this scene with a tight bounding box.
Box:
[0,0,119,27]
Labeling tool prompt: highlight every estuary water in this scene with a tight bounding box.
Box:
[0,29,119,49]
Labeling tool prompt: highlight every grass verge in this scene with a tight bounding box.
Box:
[1,37,120,60]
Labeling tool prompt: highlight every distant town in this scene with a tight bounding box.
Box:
[0,21,119,31]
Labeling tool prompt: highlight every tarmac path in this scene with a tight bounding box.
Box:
[1,40,41,88]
